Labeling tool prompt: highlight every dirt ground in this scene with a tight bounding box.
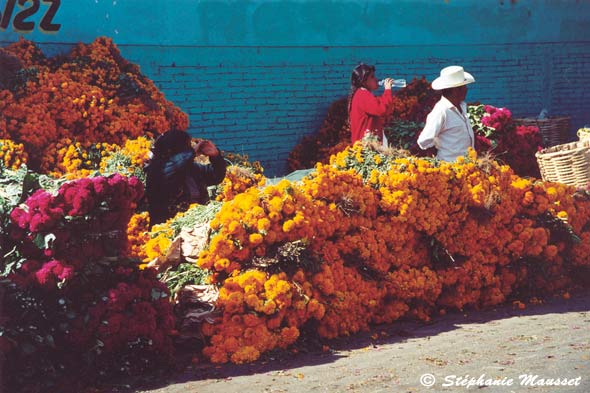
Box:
[127,288,590,393]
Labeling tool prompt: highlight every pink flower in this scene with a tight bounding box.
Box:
[34,259,75,287]
[92,176,110,195]
[10,207,30,229]
[481,106,512,133]
[127,176,145,200]
[60,179,96,216]
[59,265,74,281]
[35,262,56,286]
[12,189,65,232]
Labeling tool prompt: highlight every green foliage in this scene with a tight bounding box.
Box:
[159,262,210,298]
[467,104,496,138]
[0,166,64,277]
[334,137,412,185]
[11,67,39,93]
[168,201,222,239]
[0,165,62,209]
[383,120,425,150]
[101,149,147,184]
[151,202,222,297]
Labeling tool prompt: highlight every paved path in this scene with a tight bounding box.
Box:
[136,289,590,393]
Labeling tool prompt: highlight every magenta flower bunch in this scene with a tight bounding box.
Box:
[9,174,143,265]
[481,105,512,133]
[10,174,142,232]
[1,174,175,393]
[469,104,542,178]
[500,124,544,178]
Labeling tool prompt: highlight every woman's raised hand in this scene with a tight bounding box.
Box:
[193,140,220,157]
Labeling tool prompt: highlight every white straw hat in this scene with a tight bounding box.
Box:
[431,65,475,90]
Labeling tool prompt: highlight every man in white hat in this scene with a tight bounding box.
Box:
[417,65,475,162]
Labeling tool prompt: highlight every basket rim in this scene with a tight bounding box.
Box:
[514,116,571,122]
[536,140,590,156]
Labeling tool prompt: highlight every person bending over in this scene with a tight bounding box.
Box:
[144,129,226,227]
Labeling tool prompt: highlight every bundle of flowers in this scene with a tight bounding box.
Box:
[136,202,224,304]
[0,174,175,392]
[213,152,266,203]
[100,136,153,183]
[142,202,223,264]
[0,37,188,173]
[126,211,151,261]
[0,139,28,169]
[51,139,118,179]
[50,135,153,183]
[468,104,543,178]
[9,174,143,259]
[381,78,440,157]
[0,166,63,269]
[115,153,266,313]
[469,104,512,141]
[192,143,590,364]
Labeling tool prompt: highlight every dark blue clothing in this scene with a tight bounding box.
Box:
[145,149,226,226]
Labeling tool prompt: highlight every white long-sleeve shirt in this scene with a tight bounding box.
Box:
[417,96,475,162]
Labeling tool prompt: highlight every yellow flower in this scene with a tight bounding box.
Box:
[282,220,295,233]
[249,233,263,245]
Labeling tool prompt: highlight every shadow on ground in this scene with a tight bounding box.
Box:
[114,287,590,393]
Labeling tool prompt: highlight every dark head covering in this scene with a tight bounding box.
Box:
[348,63,376,114]
[351,63,375,89]
[151,129,192,160]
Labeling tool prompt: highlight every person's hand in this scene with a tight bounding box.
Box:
[193,140,220,157]
[382,78,394,90]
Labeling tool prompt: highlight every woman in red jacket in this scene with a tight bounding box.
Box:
[348,63,394,145]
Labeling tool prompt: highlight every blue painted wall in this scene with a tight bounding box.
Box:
[1,0,589,176]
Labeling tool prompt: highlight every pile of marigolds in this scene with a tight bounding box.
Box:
[0,37,187,173]
[193,144,590,364]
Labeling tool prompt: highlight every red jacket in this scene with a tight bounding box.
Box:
[349,88,393,143]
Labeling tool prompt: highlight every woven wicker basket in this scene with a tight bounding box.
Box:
[514,116,571,147]
[535,140,590,187]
